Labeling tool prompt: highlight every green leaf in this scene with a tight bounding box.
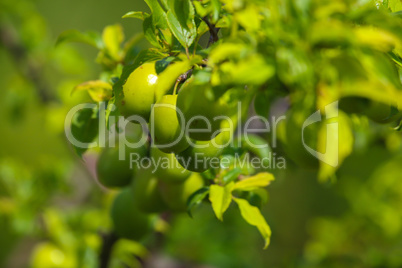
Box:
[143,16,162,48]
[70,105,99,157]
[233,198,271,249]
[144,0,169,28]
[222,168,242,184]
[186,187,210,217]
[222,55,275,85]
[56,30,103,49]
[233,172,274,191]
[388,0,402,12]
[134,48,168,66]
[233,134,272,169]
[209,43,246,65]
[209,0,221,23]
[388,51,402,68]
[354,27,400,52]
[197,20,209,37]
[235,6,261,31]
[168,0,195,28]
[166,10,196,48]
[142,11,173,49]
[209,183,234,221]
[113,239,148,259]
[193,1,209,18]
[165,0,197,48]
[276,47,313,88]
[216,16,230,28]
[102,24,124,61]
[192,0,221,23]
[72,80,113,102]
[234,134,271,159]
[155,56,176,74]
[122,11,150,20]
[209,43,275,86]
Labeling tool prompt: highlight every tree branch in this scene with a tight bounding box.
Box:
[99,231,119,268]
[0,24,56,103]
[202,17,220,47]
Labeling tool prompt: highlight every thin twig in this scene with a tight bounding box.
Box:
[99,231,119,268]
[177,69,193,84]
[201,17,220,47]
[0,25,56,103]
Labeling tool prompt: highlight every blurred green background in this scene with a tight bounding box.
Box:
[1,0,402,267]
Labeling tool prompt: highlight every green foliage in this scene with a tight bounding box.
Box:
[4,0,402,266]
[72,80,113,102]
[70,105,99,157]
[166,0,197,48]
[56,30,103,49]
[186,187,209,217]
[209,183,234,221]
[233,198,271,249]
[122,11,150,20]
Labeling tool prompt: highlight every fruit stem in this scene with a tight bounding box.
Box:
[185,46,190,60]
[173,80,179,95]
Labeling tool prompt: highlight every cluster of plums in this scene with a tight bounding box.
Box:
[118,61,242,172]
[97,61,244,241]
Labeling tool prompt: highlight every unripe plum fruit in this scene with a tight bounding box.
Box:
[110,188,151,241]
[151,146,191,183]
[150,94,189,153]
[175,120,233,172]
[159,172,204,212]
[176,80,243,141]
[96,142,147,188]
[119,62,158,121]
[131,167,168,213]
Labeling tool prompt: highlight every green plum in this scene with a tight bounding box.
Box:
[96,142,147,188]
[175,120,233,172]
[151,146,191,183]
[131,167,168,213]
[110,188,151,241]
[176,79,243,141]
[159,172,204,212]
[119,62,158,121]
[150,94,189,153]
